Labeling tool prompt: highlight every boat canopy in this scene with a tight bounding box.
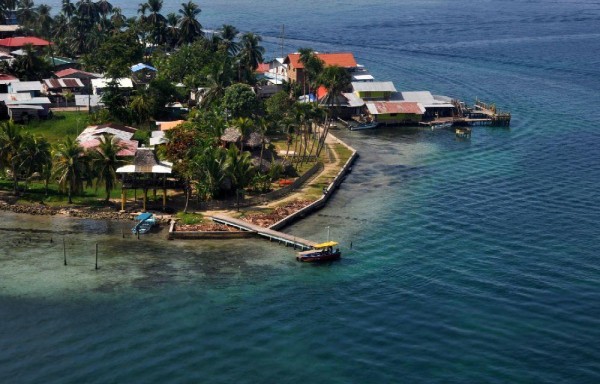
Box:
[135,212,153,221]
[314,241,338,248]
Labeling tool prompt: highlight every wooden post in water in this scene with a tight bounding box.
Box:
[162,188,167,211]
[95,243,98,270]
[63,237,67,266]
[121,188,126,211]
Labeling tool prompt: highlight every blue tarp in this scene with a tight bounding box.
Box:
[131,63,157,72]
[135,212,153,221]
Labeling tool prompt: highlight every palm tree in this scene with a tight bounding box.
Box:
[17,0,38,28]
[129,90,152,125]
[96,0,113,20]
[238,32,264,82]
[109,7,127,32]
[76,0,98,25]
[256,117,269,173]
[53,136,91,204]
[224,145,254,194]
[194,146,226,201]
[92,134,125,202]
[298,48,324,98]
[232,117,254,152]
[200,59,233,108]
[146,0,166,45]
[35,4,54,37]
[0,122,25,194]
[165,12,181,48]
[178,1,203,44]
[61,0,76,20]
[219,24,240,56]
[19,134,52,191]
[318,65,351,119]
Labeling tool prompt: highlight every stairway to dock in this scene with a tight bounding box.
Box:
[211,214,317,250]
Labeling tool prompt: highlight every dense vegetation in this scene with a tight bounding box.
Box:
[0,1,351,209]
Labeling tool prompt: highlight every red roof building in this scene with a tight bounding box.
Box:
[0,37,52,48]
[255,63,269,73]
[284,52,358,84]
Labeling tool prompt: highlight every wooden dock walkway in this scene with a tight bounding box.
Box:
[211,214,317,250]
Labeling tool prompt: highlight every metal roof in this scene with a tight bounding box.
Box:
[9,81,42,92]
[342,92,365,108]
[366,101,425,115]
[400,91,455,108]
[352,74,374,81]
[352,81,397,93]
[0,36,52,47]
[75,94,103,107]
[43,78,84,89]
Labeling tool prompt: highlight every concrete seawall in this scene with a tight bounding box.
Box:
[270,133,358,231]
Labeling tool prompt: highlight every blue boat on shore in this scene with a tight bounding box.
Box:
[132,212,156,234]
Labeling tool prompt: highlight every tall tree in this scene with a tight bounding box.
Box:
[219,24,240,56]
[0,122,25,194]
[61,0,76,20]
[18,134,51,191]
[52,136,91,204]
[178,1,203,44]
[92,134,125,202]
[164,12,181,47]
[17,0,38,29]
[318,65,351,119]
[237,32,264,83]
[145,0,166,45]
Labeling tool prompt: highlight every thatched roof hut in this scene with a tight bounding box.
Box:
[245,131,270,149]
[220,127,242,144]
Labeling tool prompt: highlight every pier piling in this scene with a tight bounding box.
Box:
[63,237,67,266]
[95,243,98,270]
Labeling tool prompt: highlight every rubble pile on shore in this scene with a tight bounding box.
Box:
[242,200,314,227]
[176,222,235,232]
[0,200,170,222]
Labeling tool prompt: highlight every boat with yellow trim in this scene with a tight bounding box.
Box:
[296,241,341,262]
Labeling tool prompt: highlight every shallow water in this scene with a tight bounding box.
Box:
[3,0,600,382]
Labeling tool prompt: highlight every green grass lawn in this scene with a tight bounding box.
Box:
[15,111,91,144]
[0,178,143,207]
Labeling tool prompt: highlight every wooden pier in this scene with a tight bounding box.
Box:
[211,214,317,250]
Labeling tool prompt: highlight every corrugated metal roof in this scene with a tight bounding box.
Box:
[44,78,83,89]
[342,92,365,108]
[54,68,99,78]
[9,81,42,92]
[352,81,397,93]
[366,101,425,115]
[0,37,52,47]
[400,91,455,108]
[75,94,103,107]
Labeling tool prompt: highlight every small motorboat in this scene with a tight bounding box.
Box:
[350,121,379,131]
[132,212,156,234]
[455,126,472,138]
[297,241,341,262]
[429,121,453,130]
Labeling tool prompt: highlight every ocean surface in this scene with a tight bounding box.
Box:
[2,0,600,382]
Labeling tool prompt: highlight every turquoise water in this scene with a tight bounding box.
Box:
[3,0,600,382]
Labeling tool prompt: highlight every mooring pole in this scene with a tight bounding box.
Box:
[63,237,67,266]
[95,243,98,270]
